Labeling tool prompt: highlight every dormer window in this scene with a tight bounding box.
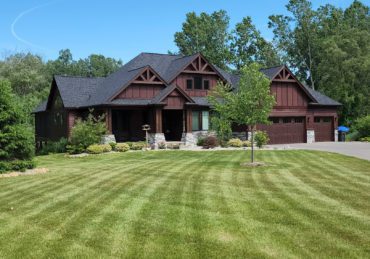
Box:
[203,80,209,90]
[186,79,193,89]
[194,76,202,89]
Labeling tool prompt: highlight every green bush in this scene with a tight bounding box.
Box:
[346,130,360,141]
[128,142,146,150]
[227,138,243,147]
[157,141,166,149]
[86,144,112,154]
[359,137,370,142]
[66,144,85,154]
[68,111,107,153]
[109,142,117,150]
[115,143,130,152]
[353,115,370,138]
[242,140,251,147]
[202,136,218,149]
[38,138,68,155]
[254,131,269,148]
[0,160,35,174]
[197,137,205,146]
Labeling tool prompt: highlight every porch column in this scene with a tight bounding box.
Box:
[186,109,192,132]
[306,115,315,143]
[106,108,112,134]
[154,107,162,133]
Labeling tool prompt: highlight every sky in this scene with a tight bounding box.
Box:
[1,0,365,62]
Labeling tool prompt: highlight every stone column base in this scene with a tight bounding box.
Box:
[306,130,315,144]
[181,132,196,146]
[101,134,116,144]
[149,133,166,149]
[334,129,338,142]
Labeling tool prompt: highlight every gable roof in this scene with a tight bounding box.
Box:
[33,53,340,113]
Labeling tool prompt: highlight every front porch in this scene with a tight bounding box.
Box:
[105,107,210,147]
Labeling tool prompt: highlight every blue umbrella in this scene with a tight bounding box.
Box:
[338,126,349,132]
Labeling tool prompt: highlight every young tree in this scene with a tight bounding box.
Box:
[208,63,275,163]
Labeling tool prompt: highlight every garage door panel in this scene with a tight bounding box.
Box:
[258,117,305,144]
[314,117,333,142]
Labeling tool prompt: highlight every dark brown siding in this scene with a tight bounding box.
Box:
[163,90,186,109]
[116,84,164,99]
[271,81,309,108]
[35,110,68,141]
[313,117,334,142]
[174,73,221,97]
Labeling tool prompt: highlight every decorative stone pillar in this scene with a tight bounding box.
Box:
[101,134,116,144]
[149,133,166,149]
[334,130,338,142]
[181,132,196,146]
[306,130,315,144]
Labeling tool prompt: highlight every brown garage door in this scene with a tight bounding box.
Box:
[258,117,306,144]
[314,117,333,142]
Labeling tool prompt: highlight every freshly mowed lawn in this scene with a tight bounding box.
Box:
[0,151,369,258]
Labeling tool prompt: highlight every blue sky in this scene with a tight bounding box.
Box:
[1,0,364,62]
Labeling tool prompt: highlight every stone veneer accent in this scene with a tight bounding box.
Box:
[101,134,116,144]
[334,130,338,142]
[149,133,166,149]
[181,131,216,146]
[306,130,315,144]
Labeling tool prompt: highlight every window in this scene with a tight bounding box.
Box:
[314,117,321,123]
[186,79,193,90]
[271,117,280,124]
[202,111,209,130]
[323,117,331,123]
[203,80,210,90]
[283,117,291,123]
[192,111,200,131]
[194,76,202,89]
[294,117,303,123]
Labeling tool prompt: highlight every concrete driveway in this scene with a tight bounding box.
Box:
[269,142,370,161]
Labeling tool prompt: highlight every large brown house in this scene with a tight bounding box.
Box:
[34,52,340,147]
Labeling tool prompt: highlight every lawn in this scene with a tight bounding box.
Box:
[0,150,369,258]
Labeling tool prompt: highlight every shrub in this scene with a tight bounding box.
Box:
[129,142,146,150]
[346,130,360,141]
[115,143,130,152]
[254,131,269,148]
[86,144,112,154]
[38,138,68,155]
[227,138,243,147]
[68,111,107,153]
[354,115,370,138]
[359,137,370,142]
[0,160,35,174]
[197,137,205,146]
[202,136,218,149]
[242,140,251,147]
[157,141,166,149]
[66,144,85,154]
[167,143,180,149]
[109,142,117,150]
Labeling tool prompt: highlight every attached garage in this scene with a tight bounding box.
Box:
[313,117,334,142]
[258,117,306,144]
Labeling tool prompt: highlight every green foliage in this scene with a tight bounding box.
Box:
[66,144,85,155]
[227,138,243,148]
[210,115,232,142]
[126,142,146,150]
[359,137,370,142]
[109,142,117,150]
[353,115,370,138]
[0,160,36,174]
[38,138,68,155]
[69,111,107,150]
[0,80,34,171]
[202,136,218,149]
[242,140,251,147]
[157,141,166,149]
[174,10,231,69]
[115,143,130,152]
[86,144,112,154]
[196,137,205,146]
[254,131,269,148]
[231,17,280,69]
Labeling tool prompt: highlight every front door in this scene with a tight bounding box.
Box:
[162,110,183,141]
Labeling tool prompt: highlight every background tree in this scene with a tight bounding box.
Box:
[0,80,34,172]
[174,10,231,69]
[208,63,275,163]
[230,17,280,69]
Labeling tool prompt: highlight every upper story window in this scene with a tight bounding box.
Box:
[194,76,202,89]
[314,117,321,123]
[186,79,193,89]
[203,80,210,90]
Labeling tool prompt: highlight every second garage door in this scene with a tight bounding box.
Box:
[313,117,334,142]
[258,117,306,144]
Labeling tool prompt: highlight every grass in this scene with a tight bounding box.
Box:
[0,150,369,258]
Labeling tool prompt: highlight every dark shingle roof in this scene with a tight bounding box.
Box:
[34,53,340,112]
[33,100,47,113]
